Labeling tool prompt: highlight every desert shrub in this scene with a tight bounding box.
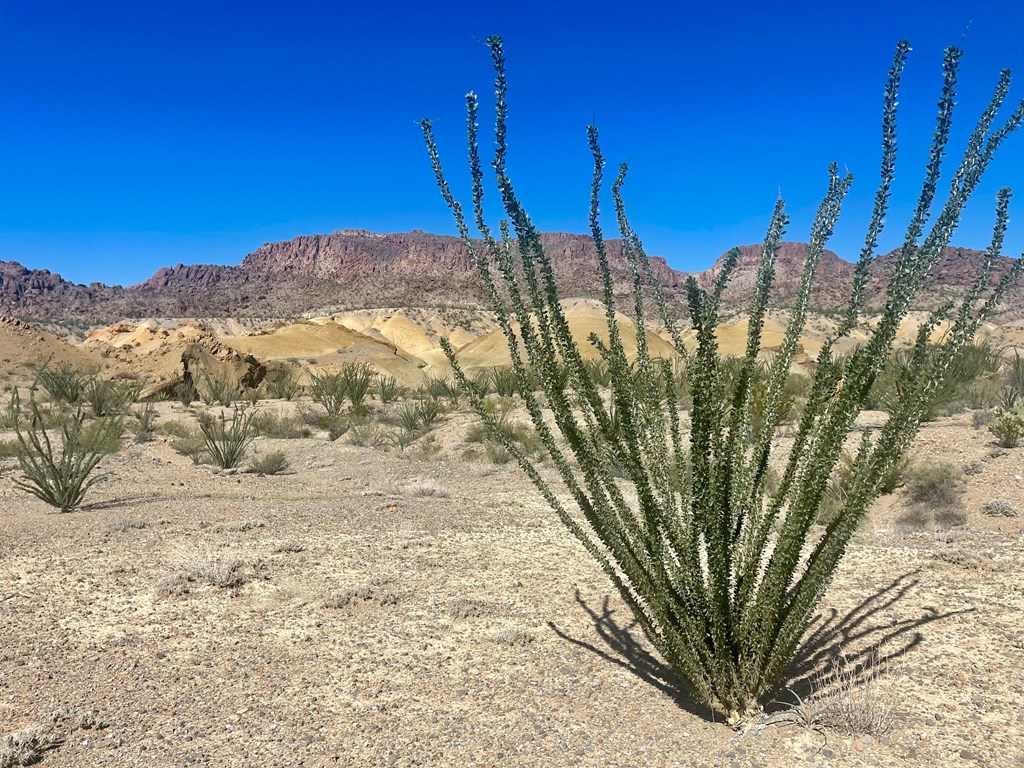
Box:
[0,439,19,461]
[309,371,348,417]
[0,726,50,768]
[905,461,963,507]
[582,358,612,388]
[375,374,407,403]
[250,450,290,475]
[103,518,148,534]
[812,648,896,736]
[13,404,120,512]
[342,362,375,410]
[390,401,424,433]
[35,361,92,404]
[347,424,387,447]
[157,418,196,439]
[386,428,421,451]
[421,37,1023,720]
[157,548,246,594]
[197,406,256,469]
[416,398,445,429]
[264,368,301,400]
[982,498,1017,516]
[421,374,453,401]
[85,379,119,416]
[988,408,1024,446]
[971,408,997,429]
[241,385,263,405]
[410,433,443,460]
[0,390,23,429]
[199,370,238,407]
[819,450,909,525]
[175,375,198,406]
[491,366,518,397]
[171,435,206,464]
[870,341,1002,419]
[132,403,158,442]
[80,416,126,454]
[251,411,311,439]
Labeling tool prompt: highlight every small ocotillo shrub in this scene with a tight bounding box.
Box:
[265,368,301,400]
[13,404,121,511]
[35,361,91,404]
[198,406,257,469]
[422,37,1023,721]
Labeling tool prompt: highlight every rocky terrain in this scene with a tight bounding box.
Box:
[3,230,1022,325]
[1,396,1022,767]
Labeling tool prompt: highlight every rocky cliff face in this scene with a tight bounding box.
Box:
[1,230,1021,324]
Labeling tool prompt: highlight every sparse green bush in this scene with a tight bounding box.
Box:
[309,371,348,416]
[200,370,238,407]
[491,366,518,397]
[0,439,19,461]
[132,403,158,442]
[422,37,1023,720]
[386,428,422,451]
[0,389,22,429]
[342,362,375,410]
[988,408,1024,447]
[416,398,444,429]
[250,450,290,475]
[35,361,91,404]
[13,404,120,511]
[175,375,198,406]
[251,411,311,439]
[265,368,301,400]
[172,435,206,464]
[197,406,256,469]
[80,416,126,454]
[347,424,386,447]
[581,358,612,388]
[375,374,406,403]
[905,461,963,508]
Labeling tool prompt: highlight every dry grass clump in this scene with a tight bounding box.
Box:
[212,519,265,533]
[323,578,399,609]
[773,647,896,737]
[897,461,966,530]
[156,548,247,595]
[103,518,148,535]
[0,726,49,768]
[397,478,450,498]
[448,598,487,619]
[249,450,290,475]
[813,649,896,736]
[493,628,535,647]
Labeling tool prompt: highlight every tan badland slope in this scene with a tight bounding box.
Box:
[454,299,680,371]
[219,319,428,381]
[83,320,263,388]
[0,316,104,379]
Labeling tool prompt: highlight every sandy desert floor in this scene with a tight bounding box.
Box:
[1,401,1023,768]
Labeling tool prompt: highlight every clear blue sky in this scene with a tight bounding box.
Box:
[1,0,1022,287]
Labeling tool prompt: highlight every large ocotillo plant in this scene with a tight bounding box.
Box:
[421,37,1024,722]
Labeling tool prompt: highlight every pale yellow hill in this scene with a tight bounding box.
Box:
[222,320,427,382]
[455,300,679,371]
[0,317,104,380]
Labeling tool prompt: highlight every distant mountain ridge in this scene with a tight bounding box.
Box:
[1,229,1020,323]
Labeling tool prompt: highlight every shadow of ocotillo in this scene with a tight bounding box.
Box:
[548,571,967,721]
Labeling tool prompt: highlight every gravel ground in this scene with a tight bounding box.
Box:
[1,402,1023,767]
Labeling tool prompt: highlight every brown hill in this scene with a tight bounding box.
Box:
[2,231,1021,325]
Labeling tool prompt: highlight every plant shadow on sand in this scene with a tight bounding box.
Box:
[548,571,970,722]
